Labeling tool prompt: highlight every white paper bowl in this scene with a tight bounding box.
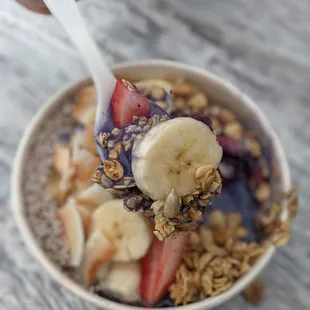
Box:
[11,60,291,310]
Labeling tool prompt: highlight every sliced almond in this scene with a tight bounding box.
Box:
[57,199,85,267]
[72,148,101,190]
[51,144,75,203]
[47,170,61,198]
[52,145,71,176]
[71,126,97,155]
[75,183,114,209]
[82,230,115,286]
[56,170,75,204]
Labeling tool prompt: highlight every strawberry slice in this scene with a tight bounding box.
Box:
[140,234,188,306]
[111,79,151,128]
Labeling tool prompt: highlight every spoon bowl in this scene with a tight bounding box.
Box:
[42,0,116,149]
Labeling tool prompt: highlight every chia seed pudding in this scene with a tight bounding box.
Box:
[22,77,297,307]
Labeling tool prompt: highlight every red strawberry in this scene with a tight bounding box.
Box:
[111,79,151,128]
[140,234,188,306]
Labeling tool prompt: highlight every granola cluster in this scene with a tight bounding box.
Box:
[151,167,222,240]
[172,78,209,115]
[256,186,298,248]
[96,114,169,155]
[92,79,223,239]
[92,113,169,191]
[154,78,299,306]
[168,210,267,305]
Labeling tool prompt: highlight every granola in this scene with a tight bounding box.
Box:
[169,210,267,305]
[42,77,299,307]
[187,92,208,110]
[93,99,223,240]
[242,278,264,304]
[172,80,193,97]
[103,160,124,181]
[223,121,243,141]
[256,185,299,249]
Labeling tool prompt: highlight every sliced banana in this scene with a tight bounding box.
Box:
[132,117,222,201]
[92,199,152,262]
[102,262,141,302]
[75,183,114,209]
[82,230,115,286]
[96,262,112,282]
[57,199,84,267]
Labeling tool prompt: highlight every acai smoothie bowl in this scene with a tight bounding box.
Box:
[11,60,298,310]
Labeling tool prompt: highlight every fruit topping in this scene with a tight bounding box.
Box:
[91,199,152,262]
[111,79,151,129]
[82,230,115,286]
[103,262,141,302]
[140,234,187,306]
[57,199,85,267]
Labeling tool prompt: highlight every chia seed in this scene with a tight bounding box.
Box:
[22,99,76,275]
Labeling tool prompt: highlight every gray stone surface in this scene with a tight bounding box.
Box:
[0,0,308,309]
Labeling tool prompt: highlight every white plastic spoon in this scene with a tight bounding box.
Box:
[42,0,116,137]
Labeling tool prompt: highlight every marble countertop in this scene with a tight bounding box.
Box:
[0,0,308,309]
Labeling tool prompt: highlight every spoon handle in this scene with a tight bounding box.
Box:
[43,0,116,131]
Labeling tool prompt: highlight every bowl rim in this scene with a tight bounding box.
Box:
[11,59,291,310]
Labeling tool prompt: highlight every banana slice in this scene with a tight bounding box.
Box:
[82,230,115,286]
[102,262,141,302]
[92,199,152,262]
[57,199,84,267]
[132,117,222,201]
[75,183,114,209]
[96,262,112,281]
